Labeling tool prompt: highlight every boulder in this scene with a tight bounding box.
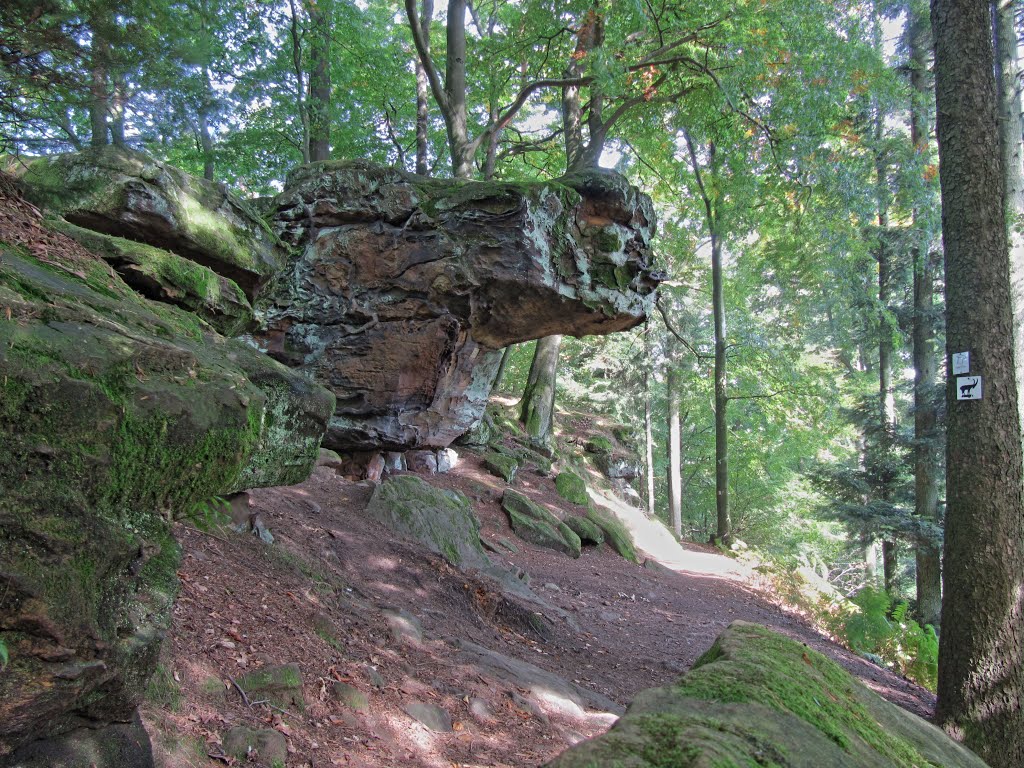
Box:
[0,184,333,760]
[563,516,605,546]
[235,663,305,711]
[221,727,288,768]
[484,451,519,483]
[364,476,491,570]
[546,622,989,768]
[47,220,256,336]
[502,490,582,559]
[257,160,660,451]
[586,506,640,564]
[22,147,286,300]
[555,471,589,505]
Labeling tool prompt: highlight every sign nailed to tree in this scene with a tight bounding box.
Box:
[956,376,983,401]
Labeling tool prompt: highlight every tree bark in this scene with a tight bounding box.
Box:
[908,8,941,629]
[667,365,682,539]
[306,0,333,162]
[88,21,110,147]
[489,345,513,395]
[932,0,1024,762]
[288,0,310,163]
[414,0,433,175]
[874,103,898,593]
[645,334,656,518]
[519,335,562,445]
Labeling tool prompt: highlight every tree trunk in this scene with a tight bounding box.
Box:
[932,0,1024,762]
[645,339,656,518]
[306,0,332,162]
[443,0,473,178]
[489,345,513,395]
[667,365,682,539]
[519,335,562,445]
[288,0,310,163]
[873,99,898,592]
[88,24,110,147]
[109,74,126,147]
[711,228,730,546]
[908,9,941,629]
[414,0,433,175]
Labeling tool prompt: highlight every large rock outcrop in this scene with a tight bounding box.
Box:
[0,177,334,762]
[546,622,989,768]
[21,147,286,301]
[257,161,660,451]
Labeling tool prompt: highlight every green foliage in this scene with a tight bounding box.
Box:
[0,637,8,668]
[181,494,231,529]
[146,663,183,711]
[831,587,938,691]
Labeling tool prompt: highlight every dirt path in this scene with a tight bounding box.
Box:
[146,454,935,768]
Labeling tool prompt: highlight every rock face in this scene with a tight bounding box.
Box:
[0,178,334,761]
[546,621,990,768]
[258,160,660,451]
[21,147,286,300]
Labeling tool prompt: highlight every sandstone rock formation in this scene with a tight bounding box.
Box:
[0,176,333,762]
[546,621,989,768]
[21,147,286,300]
[258,160,660,452]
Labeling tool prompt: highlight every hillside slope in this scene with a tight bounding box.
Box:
[145,447,934,768]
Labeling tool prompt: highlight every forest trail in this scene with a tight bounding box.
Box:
[145,449,936,768]
[587,488,755,582]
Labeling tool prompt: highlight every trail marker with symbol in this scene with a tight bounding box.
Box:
[952,351,970,375]
[956,376,982,400]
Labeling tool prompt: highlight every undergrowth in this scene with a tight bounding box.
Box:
[758,568,938,691]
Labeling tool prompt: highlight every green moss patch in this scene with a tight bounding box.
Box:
[547,622,976,768]
[555,471,589,505]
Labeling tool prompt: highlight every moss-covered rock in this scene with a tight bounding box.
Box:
[21,146,285,300]
[563,516,605,546]
[584,436,614,455]
[555,471,589,505]
[364,476,491,570]
[586,506,640,564]
[0,191,333,759]
[502,490,582,558]
[546,622,989,768]
[222,727,287,768]
[484,451,519,483]
[47,219,256,336]
[235,663,305,711]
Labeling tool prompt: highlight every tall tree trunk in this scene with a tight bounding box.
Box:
[89,24,110,147]
[908,9,941,629]
[932,0,1024,762]
[109,75,126,147]
[519,335,562,445]
[874,101,898,592]
[490,345,513,395]
[415,0,433,175]
[444,0,472,178]
[645,333,656,518]
[306,0,333,162]
[711,228,730,545]
[288,0,310,163]
[667,365,682,539]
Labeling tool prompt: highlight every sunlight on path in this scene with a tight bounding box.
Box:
[588,488,756,582]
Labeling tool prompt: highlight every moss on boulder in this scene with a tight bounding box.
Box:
[47,219,256,336]
[586,506,640,564]
[21,146,285,300]
[502,490,582,559]
[563,516,605,546]
[364,475,490,569]
[0,205,332,759]
[546,622,990,768]
[555,471,589,505]
[484,451,519,483]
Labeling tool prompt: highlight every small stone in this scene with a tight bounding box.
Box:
[365,452,385,482]
[403,701,453,732]
[436,448,459,473]
[383,608,424,646]
[544,582,561,592]
[332,682,370,713]
[235,662,305,710]
[384,452,406,472]
[222,726,288,768]
[469,697,495,722]
[406,450,438,474]
[364,665,385,689]
[250,514,274,545]
[511,691,549,724]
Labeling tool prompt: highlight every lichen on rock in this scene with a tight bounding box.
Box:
[256,160,661,452]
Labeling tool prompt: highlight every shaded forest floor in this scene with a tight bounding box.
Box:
[144,444,935,768]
